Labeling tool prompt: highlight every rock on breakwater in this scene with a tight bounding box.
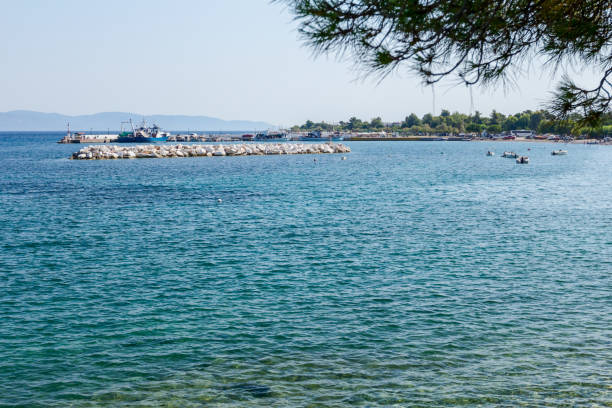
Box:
[70,143,351,160]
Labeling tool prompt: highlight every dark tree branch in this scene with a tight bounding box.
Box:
[277,0,612,125]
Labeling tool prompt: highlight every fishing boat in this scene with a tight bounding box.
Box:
[116,119,168,143]
[551,150,568,155]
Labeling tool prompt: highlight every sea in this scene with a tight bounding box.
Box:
[1,132,610,407]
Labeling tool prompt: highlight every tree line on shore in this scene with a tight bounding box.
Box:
[292,110,612,138]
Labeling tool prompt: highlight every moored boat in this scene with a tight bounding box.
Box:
[502,151,519,158]
[551,150,568,155]
[299,131,343,142]
[255,131,288,141]
[116,120,168,143]
[516,156,529,164]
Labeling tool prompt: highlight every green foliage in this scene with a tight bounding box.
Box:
[280,0,612,124]
[293,110,612,137]
[370,117,384,128]
[402,113,421,128]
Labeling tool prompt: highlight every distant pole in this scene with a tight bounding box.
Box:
[469,86,474,117]
[431,85,436,116]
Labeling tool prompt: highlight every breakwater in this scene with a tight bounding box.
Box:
[70,143,351,160]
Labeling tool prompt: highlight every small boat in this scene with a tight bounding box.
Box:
[502,151,519,158]
[551,150,568,155]
[255,131,288,141]
[516,156,529,164]
[299,130,343,142]
[486,151,495,156]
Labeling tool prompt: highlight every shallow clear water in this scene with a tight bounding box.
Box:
[1,133,611,407]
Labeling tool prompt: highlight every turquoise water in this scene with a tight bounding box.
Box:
[1,133,611,407]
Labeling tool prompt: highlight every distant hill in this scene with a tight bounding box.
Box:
[0,110,274,131]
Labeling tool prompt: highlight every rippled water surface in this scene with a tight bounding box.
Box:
[1,133,611,407]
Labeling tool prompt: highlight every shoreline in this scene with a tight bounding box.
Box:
[472,137,611,145]
[346,136,611,145]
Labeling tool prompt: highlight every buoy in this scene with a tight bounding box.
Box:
[217,198,222,203]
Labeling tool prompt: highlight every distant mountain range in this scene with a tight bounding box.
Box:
[0,110,274,131]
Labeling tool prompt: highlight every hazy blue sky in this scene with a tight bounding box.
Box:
[0,0,600,125]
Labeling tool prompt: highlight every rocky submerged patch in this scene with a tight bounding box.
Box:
[70,143,351,160]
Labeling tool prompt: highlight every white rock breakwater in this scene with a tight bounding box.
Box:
[71,143,351,160]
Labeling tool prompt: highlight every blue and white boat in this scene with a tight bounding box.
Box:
[255,131,288,142]
[298,131,343,142]
[116,120,169,143]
